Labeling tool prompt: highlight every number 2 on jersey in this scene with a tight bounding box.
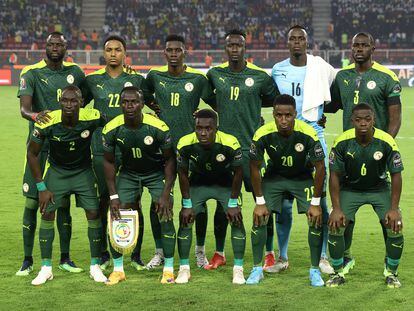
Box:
[230,86,239,101]
[69,141,75,151]
[304,186,315,202]
[108,94,120,107]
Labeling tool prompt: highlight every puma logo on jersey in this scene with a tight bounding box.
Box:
[346,151,355,158]
[219,77,226,83]
[310,231,321,237]
[22,224,31,230]
[269,144,278,152]
[159,81,166,88]
[190,155,198,162]
[117,138,125,144]
[344,79,349,85]
[163,233,176,239]
[328,239,337,246]
[96,83,104,90]
[391,243,404,249]
[41,78,48,85]
[52,136,61,141]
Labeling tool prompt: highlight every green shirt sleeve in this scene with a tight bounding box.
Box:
[326,77,342,113]
[199,75,216,107]
[156,128,172,150]
[249,137,265,161]
[308,139,325,163]
[386,148,404,174]
[30,125,47,145]
[385,75,402,99]
[81,78,93,106]
[102,128,116,153]
[17,69,35,98]
[145,71,155,94]
[231,147,243,167]
[261,73,279,103]
[329,144,345,172]
[176,146,189,169]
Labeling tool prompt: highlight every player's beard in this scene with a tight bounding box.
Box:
[46,51,65,63]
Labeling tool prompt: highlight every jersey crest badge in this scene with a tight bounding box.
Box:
[295,143,304,152]
[144,136,154,145]
[367,81,376,90]
[23,183,29,193]
[373,151,383,160]
[67,74,74,84]
[245,78,254,87]
[216,154,226,162]
[81,130,90,138]
[124,82,133,87]
[185,82,194,92]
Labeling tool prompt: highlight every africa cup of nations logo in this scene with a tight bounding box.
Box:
[115,223,131,240]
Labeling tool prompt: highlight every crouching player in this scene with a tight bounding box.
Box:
[176,109,246,284]
[327,103,404,288]
[247,94,326,286]
[102,86,177,284]
[27,86,107,285]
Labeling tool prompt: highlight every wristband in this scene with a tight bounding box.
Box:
[256,196,266,205]
[31,113,38,122]
[228,198,238,208]
[36,181,47,192]
[110,194,119,201]
[182,198,193,208]
[311,197,321,205]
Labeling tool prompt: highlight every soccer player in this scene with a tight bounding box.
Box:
[326,32,402,274]
[176,109,246,284]
[247,95,326,286]
[146,34,215,268]
[82,35,152,271]
[17,32,85,276]
[27,86,107,285]
[270,25,336,274]
[206,29,279,269]
[102,87,177,285]
[327,104,404,288]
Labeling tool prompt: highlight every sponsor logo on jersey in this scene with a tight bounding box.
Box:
[159,81,166,88]
[295,143,304,152]
[185,82,194,92]
[245,77,254,87]
[393,84,402,94]
[367,80,376,90]
[81,130,90,138]
[250,143,257,156]
[315,145,324,157]
[373,151,383,160]
[23,183,29,193]
[67,74,74,84]
[144,136,154,145]
[124,82,133,87]
[329,151,335,164]
[216,154,226,162]
[393,153,402,168]
[20,77,26,90]
[96,83,104,90]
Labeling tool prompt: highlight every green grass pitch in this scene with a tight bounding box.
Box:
[0,86,413,310]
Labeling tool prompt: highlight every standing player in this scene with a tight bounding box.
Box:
[102,87,177,285]
[146,34,215,269]
[270,25,336,274]
[82,35,152,271]
[176,109,246,284]
[27,86,107,285]
[206,29,279,269]
[247,95,326,286]
[327,104,403,288]
[16,32,85,276]
[326,32,402,273]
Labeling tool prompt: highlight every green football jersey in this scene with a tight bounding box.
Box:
[177,131,243,187]
[17,60,85,136]
[31,108,101,170]
[329,128,403,191]
[146,65,215,146]
[82,68,153,155]
[250,119,325,180]
[330,62,402,131]
[207,62,279,149]
[102,113,172,174]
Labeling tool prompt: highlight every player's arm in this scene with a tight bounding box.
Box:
[328,147,346,231]
[308,159,325,227]
[144,71,161,114]
[324,78,342,113]
[177,150,194,226]
[200,76,217,110]
[387,100,401,138]
[157,147,176,220]
[261,74,280,107]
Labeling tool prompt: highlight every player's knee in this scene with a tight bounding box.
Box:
[25,197,39,210]
[41,211,55,221]
[61,196,70,209]
[329,226,345,236]
[386,229,403,238]
[85,210,99,220]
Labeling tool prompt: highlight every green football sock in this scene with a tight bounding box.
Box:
[265,214,274,252]
[23,198,38,257]
[328,227,345,272]
[214,203,228,252]
[195,209,207,246]
[56,198,71,255]
[150,202,163,249]
[251,225,267,265]
[308,225,323,268]
[39,219,55,260]
[131,208,144,258]
[231,222,246,263]
[178,226,193,261]
[88,219,102,259]
[160,219,176,258]
[343,221,354,258]
[381,221,389,258]
[385,229,404,273]
[99,198,109,254]
[109,240,123,259]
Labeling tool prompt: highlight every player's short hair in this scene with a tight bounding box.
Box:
[62,85,82,98]
[104,35,127,51]
[225,29,246,39]
[273,94,296,109]
[194,109,218,125]
[120,86,143,100]
[165,34,185,45]
[352,103,374,114]
[353,32,375,45]
[287,25,307,35]
[47,31,67,43]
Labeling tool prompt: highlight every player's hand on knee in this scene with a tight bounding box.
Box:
[385,209,403,233]
[180,208,195,226]
[328,208,346,232]
[39,190,54,215]
[35,110,52,124]
[227,207,243,226]
[157,195,173,221]
[307,205,322,228]
[110,198,121,220]
[253,204,269,227]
